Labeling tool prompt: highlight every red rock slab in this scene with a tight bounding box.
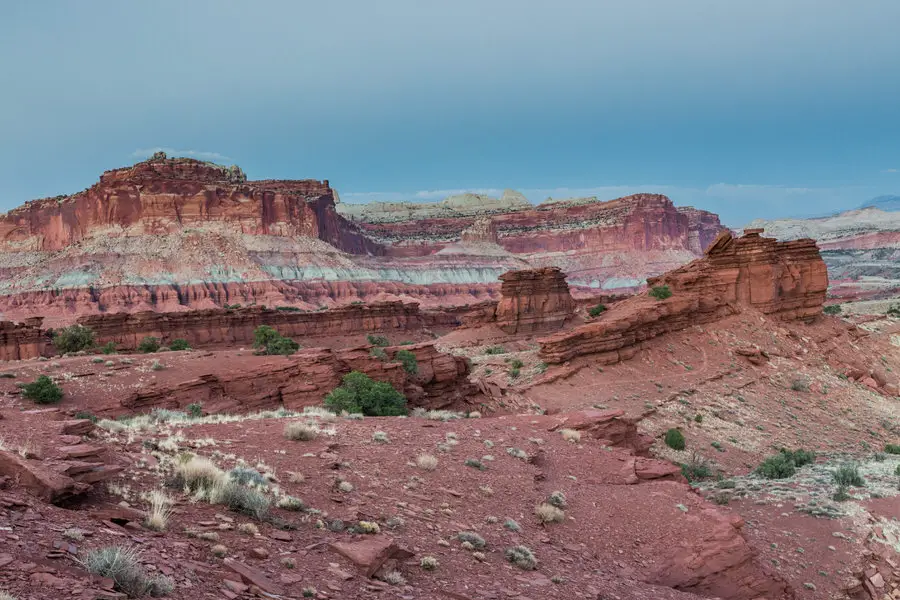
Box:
[329,536,413,578]
[222,557,285,596]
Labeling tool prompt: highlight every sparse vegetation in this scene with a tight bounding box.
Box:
[276,495,305,511]
[215,481,271,519]
[138,336,161,353]
[457,531,486,549]
[395,349,418,375]
[22,375,62,404]
[791,377,810,392]
[324,371,407,416]
[416,454,438,471]
[101,341,117,354]
[367,334,390,347]
[588,303,607,317]
[505,545,537,570]
[187,403,202,418]
[884,444,900,455]
[833,463,865,487]
[664,428,685,450]
[80,545,173,597]
[535,502,565,523]
[464,458,487,471]
[370,347,388,360]
[420,556,439,570]
[169,338,191,351]
[649,285,672,300]
[144,490,173,531]
[484,345,507,355]
[680,451,713,481]
[372,431,390,443]
[504,518,521,532]
[756,449,816,479]
[284,422,319,441]
[253,326,299,356]
[52,324,95,353]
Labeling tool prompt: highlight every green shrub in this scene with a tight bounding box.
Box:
[187,403,202,418]
[509,367,521,378]
[75,410,98,423]
[484,346,507,355]
[252,326,298,356]
[889,304,900,317]
[169,339,191,351]
[138,337,160,353]
[756,448,816,479]
[588,303,607,317]
[324,371,407,416]
[823,305,841,315]
[223,303,241,310]
[510,358,524,369]
[275,306,301,312]
[22,375,63,404]
[649,285,672,300]
[367,334,390,347]
[395,349,418,375]
[457,531,486,549]
[370,347,388,360]
[53,325,95,353]
[101,341,117,355]
[884,444,900,455]
[833,464,865,487]
[680,452,713,481]
[215,482,270,519]
[664,428,685,450]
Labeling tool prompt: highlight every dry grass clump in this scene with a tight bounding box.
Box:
[357,521,381,534]
[80,545,174,597]
[144,489,174,531]
[63,527,85,541]
[196,532,219,542]
[381,570,406,586]
[284,421,319,441]
[560,428,581,443]
[276,495,305,511]
[456,531,486,549]
[415,454,438,471]
[506,447,528,460]
[535,502,565,523]
[420,556,439,570]
[0,591,17,600]
[211,544,228,557]
[372,431,390,443]
[505,545,537,570]
[238,522,259,535]
[287,471,305,484]
[173,456,225,495]
[337,480,354,493]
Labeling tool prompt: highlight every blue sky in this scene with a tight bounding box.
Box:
[1,1,899,225]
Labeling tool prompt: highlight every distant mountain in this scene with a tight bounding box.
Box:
[860,195,900,211]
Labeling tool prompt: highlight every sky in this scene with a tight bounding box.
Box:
[1,1,899,226]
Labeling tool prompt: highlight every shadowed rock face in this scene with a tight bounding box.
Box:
[539,230,829,364]
[494,267,576,334]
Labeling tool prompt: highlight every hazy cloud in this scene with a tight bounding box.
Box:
[883,168,898,173]
[132,147,232,162]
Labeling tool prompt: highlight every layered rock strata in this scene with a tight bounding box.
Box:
[539,230,828,364]
[118,342,475,417]
[75,301,423,351]
[0,318,46,361]
[494,267,576,334]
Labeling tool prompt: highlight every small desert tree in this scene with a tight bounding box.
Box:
[324,371,407,416]
[22,375,63,404]
[53,325,95,353]
[649,285,672,300]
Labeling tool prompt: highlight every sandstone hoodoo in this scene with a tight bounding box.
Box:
[494,267,576,334]
[539,229,829,364]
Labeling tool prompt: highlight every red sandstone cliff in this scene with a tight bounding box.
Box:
[539,229,828,364]
[0,157,380,255]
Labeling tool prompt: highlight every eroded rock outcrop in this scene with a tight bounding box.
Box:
[75,301,424,351]
[117,342,475,417]
[0,318,46,361]
[540,229,828,364]
[494,267,576,334]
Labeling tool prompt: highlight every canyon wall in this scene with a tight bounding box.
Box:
[494,267,576,334]
[75,301,425,351]
[539,230,828,364]
[0,157,726,319]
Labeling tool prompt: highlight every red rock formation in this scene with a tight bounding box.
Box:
[116,343,476,417]
[539,230,828,364]
[494,267,576,334]
[75,301,424,351]
[460,217,499,244]
[0,318,47,361]
[0,157,380,255]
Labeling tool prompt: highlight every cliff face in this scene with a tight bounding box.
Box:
[0,157,379,255]
[747,207,900,301]
[0,158,725,319]
[539,230,828,364]
[494,268,576,334]
[75,301,424,351]
[0,318,46,361]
